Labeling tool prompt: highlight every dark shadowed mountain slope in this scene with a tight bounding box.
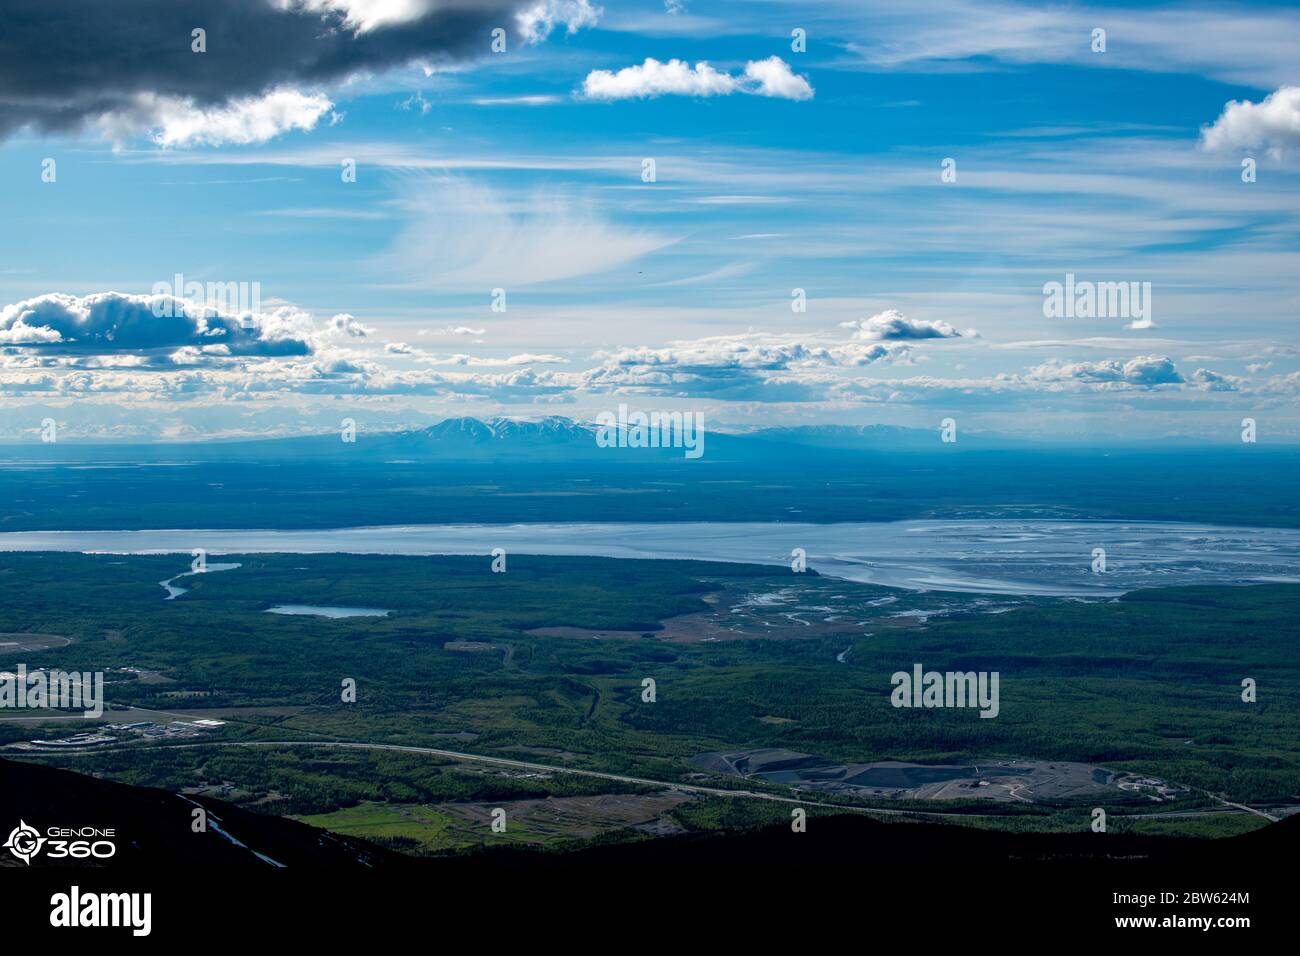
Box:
[3,755,1295,872]
[0,757,400,868]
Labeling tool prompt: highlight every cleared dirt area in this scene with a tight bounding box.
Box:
[526,625,658,640]
[0,702,316,727]
[444,641,513,664]
[437,791,694,840]
[692,748,1121,803]
[0,633,74,654]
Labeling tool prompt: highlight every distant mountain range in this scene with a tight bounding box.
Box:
[743,422,1003,452]
[385,416,608,457]
[377,417,989,459]
[0,416,1033,462]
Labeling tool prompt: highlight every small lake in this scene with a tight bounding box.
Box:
[265,605,391,619]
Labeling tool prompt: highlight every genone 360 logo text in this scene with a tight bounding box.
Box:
[4,820,116,864]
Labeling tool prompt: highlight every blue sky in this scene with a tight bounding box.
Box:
[1,0,1298,441]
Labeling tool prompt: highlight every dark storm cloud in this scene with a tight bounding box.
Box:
[0,0,533,138]
[0,292,313,357]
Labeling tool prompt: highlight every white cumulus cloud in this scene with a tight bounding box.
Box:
[329,313,375,338]
[517,0,603,43]
[581,56,812,101]
[136,88,336,148]
[1026,355,1184,387]
[1201,85,1300,158]
[0,292,314,357]
[742,56,815,101]
[842,310,972,341]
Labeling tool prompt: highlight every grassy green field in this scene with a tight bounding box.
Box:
[292,803,461,853]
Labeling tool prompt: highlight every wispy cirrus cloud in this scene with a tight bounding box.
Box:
[830,0,1300,87]
[375,175,677,288]
[470,95,564,106]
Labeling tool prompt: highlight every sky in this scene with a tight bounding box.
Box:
[0,0,1298,442]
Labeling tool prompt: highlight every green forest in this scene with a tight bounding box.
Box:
[2,550,1295,853]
